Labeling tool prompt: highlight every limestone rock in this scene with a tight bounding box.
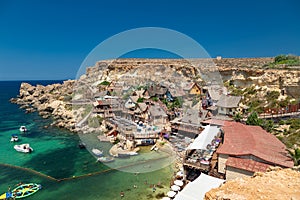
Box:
[204,168,300,200]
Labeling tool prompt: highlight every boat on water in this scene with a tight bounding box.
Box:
[0,192,13,200]
[14,144,33,153]
[92,148,103,157]
[78,142,86,149]
[97,156,114,163]
[128,152,138,156]
[117,153,130,158]
[11,134,19,142]
[0,183,41,200]
[19,126,27,132]
[12,183,41,199]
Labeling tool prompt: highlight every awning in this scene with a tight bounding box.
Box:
[174,174,224,200]
[187,125,220,150]
[167,191,177,198]
[171,185,181,191]
[174,179,184,186]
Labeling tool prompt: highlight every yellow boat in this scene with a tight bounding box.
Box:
[0,192,13,200]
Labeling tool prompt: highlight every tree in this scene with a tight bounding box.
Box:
[246,112,263,126]
[288,148,300,166]
[261,120,274,132]
[233,113,242,122]
[173,97,183,108]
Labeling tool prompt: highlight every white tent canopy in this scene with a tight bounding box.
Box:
[174,174,224,200]
[187,125,220,150]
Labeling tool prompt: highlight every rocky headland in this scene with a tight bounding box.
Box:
[10,80,76,131]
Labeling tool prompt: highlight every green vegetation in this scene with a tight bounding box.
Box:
[151,97,159,101]
[137,97,144,103]
[246,112,263,126]
[162,97,183,109]
[261,120,274,132]
[136,85,146,90]
[172,97,183,108]
[275,118,300,150]
[233,113,242,122]
[288,148,300,166]
[274,54,300,65]
[246,112,274,132]
[264,54,300,68]
[99,80,110,86]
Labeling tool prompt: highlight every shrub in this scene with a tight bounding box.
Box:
[99,81,110,86]
[137,97,144,103]
[246,112,263,126]
[266,91,280,101]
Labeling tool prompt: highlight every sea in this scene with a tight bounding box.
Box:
[0,81,174,200]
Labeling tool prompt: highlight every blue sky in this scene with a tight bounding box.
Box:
[0,0,299,80]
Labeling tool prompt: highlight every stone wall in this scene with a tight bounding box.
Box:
[226,166,254,180]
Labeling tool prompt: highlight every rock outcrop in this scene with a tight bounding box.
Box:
[205,167,300,200]
[10,80,76,131]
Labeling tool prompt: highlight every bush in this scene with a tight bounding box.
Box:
[246,112,263,126]
[99,81,110,86]
[261,120,274,132]
[274,54,300,66]
[137,97,144,103]
[267,91,280,101]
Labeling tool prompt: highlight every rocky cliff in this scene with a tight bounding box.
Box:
[83,58,300,98]
[10,80,76,131]
[10,57,300,132]
[205,167,300,200]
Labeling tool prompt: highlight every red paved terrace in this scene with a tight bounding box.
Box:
[217,122,294,168]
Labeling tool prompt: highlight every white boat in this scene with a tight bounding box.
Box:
[14,144,33,153]
[92,148,103,157]
[19,126,27,132]
[128,152,138,156]
[97,156,114,163]
[11,134,19,142]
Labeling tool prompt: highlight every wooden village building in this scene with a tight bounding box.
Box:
[171,109,208,137]
[216,94,241,116]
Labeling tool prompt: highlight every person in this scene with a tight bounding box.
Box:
[120,191,124,198]
[152,185,156,192]
[17,182,23,186]
[133,185,137,188]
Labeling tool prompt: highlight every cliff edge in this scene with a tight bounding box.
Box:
[205,167,300,200]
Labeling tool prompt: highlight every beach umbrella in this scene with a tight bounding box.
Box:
[171,185,181,191]
[167,191,177,198]
[176,171,184,177]
[174,180,184,187]
[161,197,171,200]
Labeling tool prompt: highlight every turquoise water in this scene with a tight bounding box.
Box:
[0,81,174,200]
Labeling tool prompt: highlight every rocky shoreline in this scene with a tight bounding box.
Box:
[10,80,77,131]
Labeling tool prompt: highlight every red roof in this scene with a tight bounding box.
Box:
[226,157,272,173]
[217,122,293,168]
